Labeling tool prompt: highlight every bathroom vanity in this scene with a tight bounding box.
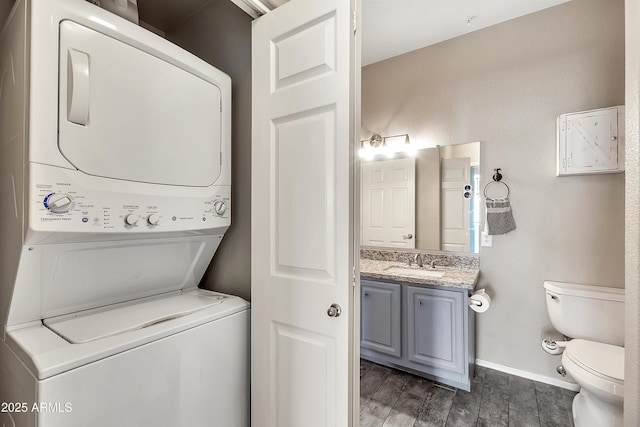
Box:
[360,252,479,391]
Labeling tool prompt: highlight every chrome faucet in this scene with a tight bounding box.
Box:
[430,258,444,269]
[414,253,423,267]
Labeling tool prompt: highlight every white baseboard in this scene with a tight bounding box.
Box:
[475,359,580,392]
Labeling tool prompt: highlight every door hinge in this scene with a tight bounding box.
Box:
[352,266,356,286]
[352,11,357,34]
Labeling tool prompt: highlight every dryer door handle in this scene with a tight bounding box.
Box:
[67,49,90,126]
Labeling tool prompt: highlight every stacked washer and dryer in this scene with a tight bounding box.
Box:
[0,0,249,426]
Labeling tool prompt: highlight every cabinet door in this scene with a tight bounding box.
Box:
[407,286,464,374]
[558,107,622,175]
[361,281,401,357]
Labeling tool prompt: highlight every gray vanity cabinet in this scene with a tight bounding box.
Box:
[361,281,401,357]
[360,279,474,391]
[407,286,465,376]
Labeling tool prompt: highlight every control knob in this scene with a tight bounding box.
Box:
[44,193,74,214]
[125,214,139,226]
[213,200,227,216]
[147,214,160,225]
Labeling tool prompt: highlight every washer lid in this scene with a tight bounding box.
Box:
[44,289,227,344]
[565,339,624,383]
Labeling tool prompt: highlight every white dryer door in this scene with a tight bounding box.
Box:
[57,21,222,187]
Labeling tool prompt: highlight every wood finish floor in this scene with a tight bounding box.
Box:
[360,359,577,427]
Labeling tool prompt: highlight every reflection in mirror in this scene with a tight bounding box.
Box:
[360,141,480,253]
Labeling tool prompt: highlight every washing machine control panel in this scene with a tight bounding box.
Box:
[43,192,75,213]
[30,165,231,236]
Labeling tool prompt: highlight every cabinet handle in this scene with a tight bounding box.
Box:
[364,293,368,297]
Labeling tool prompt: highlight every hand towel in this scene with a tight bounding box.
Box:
[485,198,516,235]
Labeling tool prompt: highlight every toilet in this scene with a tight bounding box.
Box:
[543,281,625,427]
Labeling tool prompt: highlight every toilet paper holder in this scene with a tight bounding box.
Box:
[469,299,483,307]
[468,289,491,313]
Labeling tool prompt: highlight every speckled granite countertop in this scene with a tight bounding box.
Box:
[360,259,479,291]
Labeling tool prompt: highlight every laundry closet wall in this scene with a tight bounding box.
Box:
[0,0,11,23]
[167,1,253,301]
[361,0,625,380]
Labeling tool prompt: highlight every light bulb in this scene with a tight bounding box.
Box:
[404,146,417,156]
[385,148,395,159]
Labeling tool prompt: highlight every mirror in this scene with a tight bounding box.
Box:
[360,141,480,253]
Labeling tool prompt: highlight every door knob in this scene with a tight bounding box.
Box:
[327,303,342,317]
[403,234,413,240]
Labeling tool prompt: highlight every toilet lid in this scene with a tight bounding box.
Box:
[565,339,624,382]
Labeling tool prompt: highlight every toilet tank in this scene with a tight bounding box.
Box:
[543,281,625,346]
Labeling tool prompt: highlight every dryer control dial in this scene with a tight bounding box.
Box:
[44,193,74,214]
[147,214,160,225]
[125,214,139,226]
[213,200,227,216]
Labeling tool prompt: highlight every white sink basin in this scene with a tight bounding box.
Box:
[384,267,445,278]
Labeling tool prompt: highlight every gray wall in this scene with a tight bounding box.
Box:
[625,0,639,422]
[362,0,625,379]
[166,1,253,301]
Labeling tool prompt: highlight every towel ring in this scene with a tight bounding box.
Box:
[483,180,510,199]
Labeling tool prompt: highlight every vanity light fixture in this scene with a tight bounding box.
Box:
[359,133,414,161]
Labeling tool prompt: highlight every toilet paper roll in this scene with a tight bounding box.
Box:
[469,289,491,313]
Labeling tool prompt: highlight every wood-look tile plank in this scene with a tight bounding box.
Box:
[361,359,375,378]
[560,389,577,427]
[484,369,510,394]
[509,376,539,415]
[361,369,411,423]
[414,386,455,427]
[403,375,434,399]
[478,391,508,426]
[381,391,425,427]
[359,359,575,427]
[360,364,393,411]
[509,407,541,427]
[360,407,387,427]
[445,381,484,427]
[535,381,575,427]
[478,368,510,426]
[473,366,486,384]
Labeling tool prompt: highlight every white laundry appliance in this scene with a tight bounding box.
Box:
[0,0,249,426]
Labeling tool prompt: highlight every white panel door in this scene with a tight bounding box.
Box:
[441,157,470,252]
[361,158,415,248]
[251,0,357,425]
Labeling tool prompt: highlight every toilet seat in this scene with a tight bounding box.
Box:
[562,339,624,404]
[565,339,624,382]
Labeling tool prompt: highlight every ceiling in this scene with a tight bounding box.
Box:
[137,0,571,65]
[361,0,570,65]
